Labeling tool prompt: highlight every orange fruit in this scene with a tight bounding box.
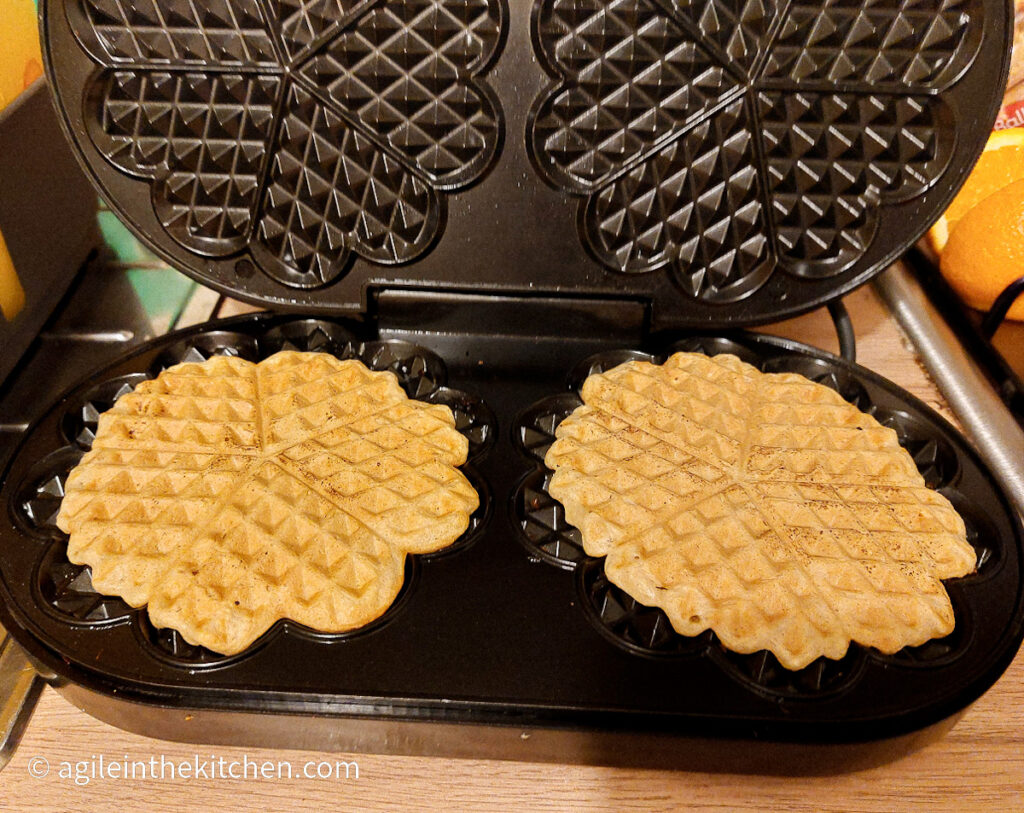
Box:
[927,128,1024,254]
[939,178,1024,321]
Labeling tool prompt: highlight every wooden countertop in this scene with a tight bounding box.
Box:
[3,281,1023,811]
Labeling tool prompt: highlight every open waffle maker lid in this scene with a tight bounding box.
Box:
[39,0,1008,327]
[7,0,1024,771]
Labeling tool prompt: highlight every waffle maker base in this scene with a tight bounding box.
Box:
[14,0,1023,775]
[0,310,1021,774]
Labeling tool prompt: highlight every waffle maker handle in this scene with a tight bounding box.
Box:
[875,263,1024,517]
[0,619,42,772]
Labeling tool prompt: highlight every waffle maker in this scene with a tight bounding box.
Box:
[0,0,1021,773]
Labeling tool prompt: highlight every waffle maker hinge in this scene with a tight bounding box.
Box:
[371,288,651,370]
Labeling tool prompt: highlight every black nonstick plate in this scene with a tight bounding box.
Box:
[41,0,1008,328]
[0,313,1020,772]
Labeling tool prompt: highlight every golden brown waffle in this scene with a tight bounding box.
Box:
[545,352,976,670]
[56,351,478,655]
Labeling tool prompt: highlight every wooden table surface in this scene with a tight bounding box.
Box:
[3,280,1023,811]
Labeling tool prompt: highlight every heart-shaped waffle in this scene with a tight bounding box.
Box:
[56,351,479,655]
[544,352,976,670]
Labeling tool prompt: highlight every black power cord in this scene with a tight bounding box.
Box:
[980,274,1024,339]
[904,246,1024,423]
[827,300,856,363]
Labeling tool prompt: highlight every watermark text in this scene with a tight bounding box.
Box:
[26,753,359,785]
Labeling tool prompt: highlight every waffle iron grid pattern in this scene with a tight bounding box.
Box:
[45,0,997,323]
[70,0,504,288]
[530,0,973,302]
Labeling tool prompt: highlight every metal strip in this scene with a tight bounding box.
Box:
[874,263,1024,516]
[0,621,42,772]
